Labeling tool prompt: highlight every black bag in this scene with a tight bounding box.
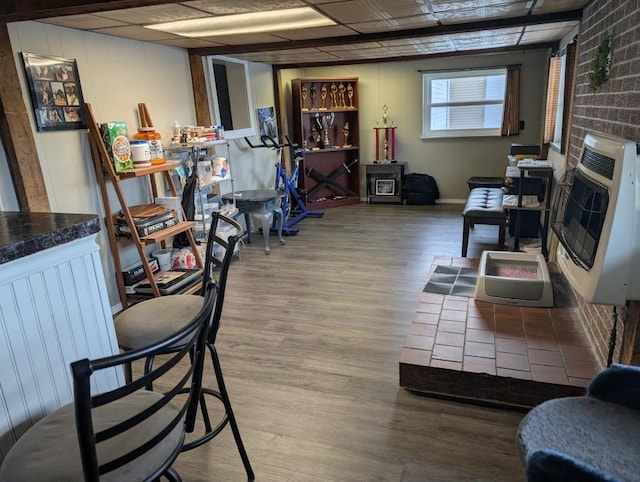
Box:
[172,168,197,248]
[401,173,439,205]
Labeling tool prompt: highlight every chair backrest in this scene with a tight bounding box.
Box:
[202,211,244,345]
[71,285,216,481]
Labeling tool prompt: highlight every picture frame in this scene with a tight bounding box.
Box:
[257,106,277,140]
[21,52,86,132]
[375,178,395,196]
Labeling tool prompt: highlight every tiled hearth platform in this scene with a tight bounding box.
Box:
[399,256,602,408]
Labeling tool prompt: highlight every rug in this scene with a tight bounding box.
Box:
[424,265,478,297]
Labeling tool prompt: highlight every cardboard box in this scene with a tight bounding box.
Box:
[100,121,133,172]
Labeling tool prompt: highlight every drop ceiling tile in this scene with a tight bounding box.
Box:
[255,49,339,62]
[451,26,523,39]
[380,37,450,48]
[532,0,588,14]
[429,0,524,11]
[181,0,305,15]
[347,15,438,34]
[434,1,531,24]
[450,32,522,49]
[520,27,574,44]
[92,25,182,41]
[275,25,357,41]
[318,41,383,52]
[525,21,579,32]
[38,14,127,30]
[317,0,432,24]
[93,4,208,24]
[155,38,226,48]
[200,33,289,45]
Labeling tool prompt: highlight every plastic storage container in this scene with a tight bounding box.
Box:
[133,128,164,165]
[130,139,151,168]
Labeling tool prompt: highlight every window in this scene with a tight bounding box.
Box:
[422,68,507,138]
[545,40,576,153]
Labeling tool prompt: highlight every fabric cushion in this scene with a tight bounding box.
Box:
[587,363,640,410]
[115,295,203,350]
[526,449,623,482]
[0,391,184,482]
[462,188,505,217]
[517,396,640,482]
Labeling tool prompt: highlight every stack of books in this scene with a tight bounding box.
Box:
[113,204,178,238]
[133,269,202,296]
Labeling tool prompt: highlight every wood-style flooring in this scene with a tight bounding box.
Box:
[172,203,526,481]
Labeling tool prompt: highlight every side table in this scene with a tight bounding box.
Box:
[222,189,285,255]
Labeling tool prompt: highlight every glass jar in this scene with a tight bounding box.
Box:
[133,128,164,165]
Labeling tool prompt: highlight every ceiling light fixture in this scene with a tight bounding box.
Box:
[145,7,335,38]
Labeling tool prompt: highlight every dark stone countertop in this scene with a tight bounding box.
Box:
[0,212,100,265]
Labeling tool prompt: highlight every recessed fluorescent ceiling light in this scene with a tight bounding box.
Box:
[146,7,335,37]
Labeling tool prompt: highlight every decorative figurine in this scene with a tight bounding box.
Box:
[320,84,328,110]
[330,82,338,109]
[310,84,317,109]
[342,122,350,147]
[383,104,388,126]
[301,84,308,110]
[338,83,346,108]
[310,121,320,150]
[347,83,354,108]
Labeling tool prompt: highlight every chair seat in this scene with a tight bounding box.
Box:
[0,391,184,482]
[517,396,640,482]
[115,295,203,350]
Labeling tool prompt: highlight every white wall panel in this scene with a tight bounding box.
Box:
[0,235,122,463]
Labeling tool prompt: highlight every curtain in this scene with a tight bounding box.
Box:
[501,65,520,136]
[560,41,577,154]
[544,56,562,144]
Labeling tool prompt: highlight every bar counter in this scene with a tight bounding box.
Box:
[0,211,121,463]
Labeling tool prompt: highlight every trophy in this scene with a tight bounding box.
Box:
[383,103,389,126]
[315,112,334,148]
[310,84,317,110]
[301,84,308,111]
[342,122,350,147]
[347,83,354,108]
[330,83,338,108]
[338,83,346,108]
[320,84,327,110]
[309,122,320,150]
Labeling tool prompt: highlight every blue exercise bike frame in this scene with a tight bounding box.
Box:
[245,135,323,235]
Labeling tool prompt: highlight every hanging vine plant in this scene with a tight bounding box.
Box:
[589,35,613,92]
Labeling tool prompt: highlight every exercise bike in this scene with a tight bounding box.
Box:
[244,134,323,235]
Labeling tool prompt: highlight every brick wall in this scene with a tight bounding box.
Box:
[566,0,640,366]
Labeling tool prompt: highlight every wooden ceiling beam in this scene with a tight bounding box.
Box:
[0,0,176,22]
[0,23,50,212]
[189,10,582,57]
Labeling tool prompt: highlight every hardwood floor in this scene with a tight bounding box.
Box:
[173,203,526,481]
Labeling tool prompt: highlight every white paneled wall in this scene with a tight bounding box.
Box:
[0,234,122,463]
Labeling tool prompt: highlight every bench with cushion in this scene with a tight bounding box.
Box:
[462,187,506,257]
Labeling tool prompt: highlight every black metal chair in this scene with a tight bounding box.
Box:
[113,212,254,480]
[0,283,216,482]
